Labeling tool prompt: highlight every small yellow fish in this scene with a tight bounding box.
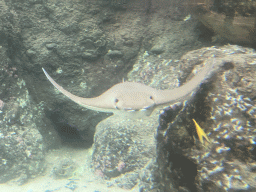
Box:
[192,119,210,144]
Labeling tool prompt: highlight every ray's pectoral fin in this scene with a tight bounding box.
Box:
[42,60,214,118]
[42,68,116,113]
[154,61,213,106]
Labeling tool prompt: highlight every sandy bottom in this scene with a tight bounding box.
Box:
[0,146,133,192]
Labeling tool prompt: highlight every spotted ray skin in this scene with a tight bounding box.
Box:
[42,62,213,118]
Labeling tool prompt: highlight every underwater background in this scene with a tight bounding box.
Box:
[0,0,256,191]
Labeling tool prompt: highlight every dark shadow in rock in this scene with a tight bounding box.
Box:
[170,152,198,192]
[45,109,93,148]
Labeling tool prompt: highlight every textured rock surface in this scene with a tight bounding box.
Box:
[0,48,45,184]
[0,1,47,184]
[51,158,77,179]
[92,111,164,191]
[157,45,256,191]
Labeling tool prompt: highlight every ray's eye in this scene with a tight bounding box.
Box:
[114,98,119,103]
[149,96,153,100]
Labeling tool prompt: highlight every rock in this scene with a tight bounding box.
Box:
[192,0,256,44]
[26,49,36,57]
[0,46,46,185]
[106,50,123,58]
[81,50,98,60]
[45,43,57,50]
[150,44,165,54]
[52,158,77,179]
[80,39,95,50]
[92,111,166,191]
[123,40,133,47]
[157,45,256,192]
